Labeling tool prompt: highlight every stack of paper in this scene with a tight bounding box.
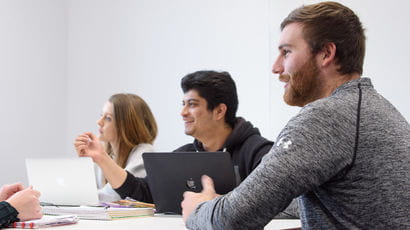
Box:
[42,206,154,220]
[9,215,78,228]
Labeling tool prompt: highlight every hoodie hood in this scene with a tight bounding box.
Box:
[224,117,261,150]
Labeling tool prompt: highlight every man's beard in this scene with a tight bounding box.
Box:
[281,57,322,107]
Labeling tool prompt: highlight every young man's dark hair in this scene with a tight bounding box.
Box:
[181,70,238,128]
[281,1,366,75]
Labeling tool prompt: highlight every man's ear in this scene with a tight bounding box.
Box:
[319,42,337,67]
[213,103,227,121]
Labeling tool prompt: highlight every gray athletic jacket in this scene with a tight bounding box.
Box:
[186,78,410,229]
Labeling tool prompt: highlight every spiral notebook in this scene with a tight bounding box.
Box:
[9,215,79,229]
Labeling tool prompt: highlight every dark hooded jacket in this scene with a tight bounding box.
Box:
[174,117,273,181]
[115,117,273,203]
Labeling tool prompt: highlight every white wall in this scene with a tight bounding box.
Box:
[1,0,409,185]
[0,0,67,184]
[64,0,273,154]
[65,0,410,156]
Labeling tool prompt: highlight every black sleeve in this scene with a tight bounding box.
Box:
[250,139,274,170]
[114,171,153,203]
[115,143,194,203]
[244,135,274,172]
[0,201,19,228]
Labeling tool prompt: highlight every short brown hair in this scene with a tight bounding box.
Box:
[106,93,157,168]
[281,1,365,75]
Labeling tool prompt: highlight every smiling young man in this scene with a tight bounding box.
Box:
[181,2,410,229]
[179,89,231,153]
[175,71,298,219]
[173,71,274,183]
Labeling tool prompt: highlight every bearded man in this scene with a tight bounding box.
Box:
[181,2,410,229]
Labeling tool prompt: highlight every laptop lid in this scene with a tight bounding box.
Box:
[142,152,237,214]
[25,157,100,206]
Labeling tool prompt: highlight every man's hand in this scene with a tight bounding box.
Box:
[7,186,42,221]
[181,175,220,222]
[0,183,24,201]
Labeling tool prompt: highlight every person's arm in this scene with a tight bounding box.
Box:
[114,172,153,203]
[115,143,196,202]
[246,137,300,219]
[95,164,153,202]
[92,153,128,189]
[0,201,19,228]
[183,105,356,229]
[1,186,42,224]
[74,132,127,188]
[0,183,23,227]
[110,144,155,202]
[274,198,300,219]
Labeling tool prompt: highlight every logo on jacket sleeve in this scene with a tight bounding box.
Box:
[276,137,292,149]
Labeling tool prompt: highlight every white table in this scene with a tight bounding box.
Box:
[10,215,300,230]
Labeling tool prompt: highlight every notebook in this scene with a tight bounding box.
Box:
[42,206,154,220]
[9,215,79,228]
[25,157,100,206]
[142,152,237,214]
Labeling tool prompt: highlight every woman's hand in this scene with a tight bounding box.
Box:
[74,132,107,164]
[74,132,127,189]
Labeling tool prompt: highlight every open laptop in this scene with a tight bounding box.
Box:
[25,157,100,206]
[142,152,237,214]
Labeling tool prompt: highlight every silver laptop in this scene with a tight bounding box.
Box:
[25,157,100,206]
[142,152,237,214]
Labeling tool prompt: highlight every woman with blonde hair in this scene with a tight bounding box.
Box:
[75,93,157,202]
